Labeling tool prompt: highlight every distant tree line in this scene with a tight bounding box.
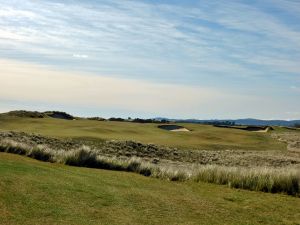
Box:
[87,117,106,121]
[201,121,235,126]
[131,118,169,123]
[86,117,169,123]
[108,117,169,123]
[108,117,126,122]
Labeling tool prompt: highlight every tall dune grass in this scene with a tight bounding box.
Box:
[192,166,299,195]
[0,139,299,196]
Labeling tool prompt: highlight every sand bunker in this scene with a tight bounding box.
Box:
[254,127,272,133]
[158,125,190,132]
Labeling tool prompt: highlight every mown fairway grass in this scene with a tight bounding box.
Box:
[0,153,299,225]
[0,116,286,150]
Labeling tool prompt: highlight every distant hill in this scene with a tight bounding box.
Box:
[155,118,300,127]
[1,111,299,127]
[234,119,300,127]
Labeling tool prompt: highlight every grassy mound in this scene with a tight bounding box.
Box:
[2,110,46,118]
[0,110,74,120]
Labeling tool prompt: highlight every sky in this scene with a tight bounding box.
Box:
[0,0,300,119]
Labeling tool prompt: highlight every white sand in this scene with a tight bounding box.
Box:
[170,128,190,132]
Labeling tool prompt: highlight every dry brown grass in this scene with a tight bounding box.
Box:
[0,138,299,196]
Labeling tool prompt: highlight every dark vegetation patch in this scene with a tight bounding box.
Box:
[214,125,273,132]
[87,117,106,121]
[132,118,169,123]
[107,118,169,123]
[44,111,74,120]
[108,117,126,122]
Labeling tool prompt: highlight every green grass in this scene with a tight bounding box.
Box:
[0,116,287,150]
[0,153,299,225]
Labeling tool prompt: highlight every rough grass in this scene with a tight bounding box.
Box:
[192,166,299,196]
[0,115,287,151]
[1,131,299,168]
[1,153,300,225]
[0,139,299,196]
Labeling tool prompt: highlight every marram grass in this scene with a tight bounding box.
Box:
[0,139,299,196]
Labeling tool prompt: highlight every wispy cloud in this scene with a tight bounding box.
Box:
[1,0,300,83]
[0,0,299,118]
[73,54,88,59]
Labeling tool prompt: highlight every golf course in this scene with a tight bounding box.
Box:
[0,112,299,225]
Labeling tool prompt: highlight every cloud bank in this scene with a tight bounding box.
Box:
[0,59,220,117]
[1,59,299,119]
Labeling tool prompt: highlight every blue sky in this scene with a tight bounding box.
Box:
[0,0,300,119]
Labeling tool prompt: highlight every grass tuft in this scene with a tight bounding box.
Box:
[27,145,54,162]
[0,139,29,155]
[63,146,99,167]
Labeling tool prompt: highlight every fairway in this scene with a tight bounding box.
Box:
[0,116,286,151]
[0,153,299,225]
